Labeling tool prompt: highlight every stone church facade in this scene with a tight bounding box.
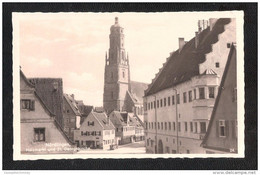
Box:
[103,17,148,117]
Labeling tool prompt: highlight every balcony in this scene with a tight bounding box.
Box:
[193,98,215,107]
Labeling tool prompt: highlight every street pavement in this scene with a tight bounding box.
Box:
[76,140,146,154]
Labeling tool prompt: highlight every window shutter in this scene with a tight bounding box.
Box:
[88,121,89,126]
[30,100,35,111]
[216,121,219,137]
[225,120,229,137]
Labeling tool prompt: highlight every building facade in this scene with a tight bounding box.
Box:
[20,70,74,154]
[63,94,81,141]
[74,112,115,150]
[144,18,236,154]
[202,44,237,153]
[103,17,148,115]
[109,111,136,145]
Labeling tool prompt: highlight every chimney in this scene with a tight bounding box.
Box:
[178,38,185,52]
[195,32,199,48]
[209,18,218,31]
[198,20,209,32]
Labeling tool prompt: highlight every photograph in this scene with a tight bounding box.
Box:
[12,11,244,160]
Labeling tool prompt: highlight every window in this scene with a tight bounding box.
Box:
[177,94,180,104]
[145,122,148,129]
[183,92,187,103]
[111,91,114,99]
[21,99,35,111]
[151,102,153,109]
[178,122,181,132]
[88,121,94,126]
[81,131,83,136]
[34,128,45,142]
[168,97,171,106]
[187,150,190,154]
[232,88,237,102]
[157,100,159,108]
[158,122,160,130]
[147,139,149,146]
[164,98,166,106]
[185,122,188,132]
[199,88,205,99]
[148,103,150,110]
[190,122,193,132]
[194,122,198,133]
[151,122,153,129]
[173,122,176,131]
[151,140,154,147]
[169,122,171,130]
[172,150,177,154]
[122,71,125,78]
[166,146,170,153]
[200,122,206,133]
[209,87,215,98]
[216,62,220,68]
[173,139,175,144]
[161,122,163,130]
[154,101,156,108]
[154,122,157,129]
[188,91,192,102]
[194,89,197,100]
[160,99,163,107]
[172,95,175,105]
[149,122,151,129]
[219,120,226,137]
[165,122,167,130]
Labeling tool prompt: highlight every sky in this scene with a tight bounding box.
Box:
[17,12,231,106]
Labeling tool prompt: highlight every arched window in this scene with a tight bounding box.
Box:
[123,71,125,78]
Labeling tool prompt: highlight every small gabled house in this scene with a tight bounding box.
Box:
[201,44,237,153]
[63,94,82,141]
[74,112,115,149]
[109,111,136,145]
[20,70,75,154]
[128,113,145,142]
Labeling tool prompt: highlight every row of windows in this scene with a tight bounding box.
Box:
[81,131,102,136]
[103,139,114,145]
[145,87,215,111]
[116,127,135,132]
[146,121,207,133]
[21,99,35,111]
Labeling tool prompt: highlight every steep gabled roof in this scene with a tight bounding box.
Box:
[145,18,231,96]
[110,111,128,126]
[201,44,237,147]
[129,81,148,104]
[63,94,81,116]
[92,112,115,130]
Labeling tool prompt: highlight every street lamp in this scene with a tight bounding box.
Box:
[173,88,179,154]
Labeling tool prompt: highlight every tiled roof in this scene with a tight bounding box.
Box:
[110,111,127,126]
[145,18,231,96]
[202,69,217,75]
[28,77,64,126]
[92,112,115,130]
[63,94,81,116]
[129,81,148,103]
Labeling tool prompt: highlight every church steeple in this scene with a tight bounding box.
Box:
[103,17,130,114]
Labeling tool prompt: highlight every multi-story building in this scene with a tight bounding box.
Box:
[128,113,145,142]
[73,111,115,149]
[103,17,148,115]
[144,18,236,154]
[109,111,136,145]
[20,70,75,154]
[29,77,64,130]
[63,93,81,141]
[202,44,237,153]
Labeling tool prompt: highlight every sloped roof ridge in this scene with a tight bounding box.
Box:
[63,94,81,116]
[145,18,231,96]
[201,44,236,146]
[20,70,35,88]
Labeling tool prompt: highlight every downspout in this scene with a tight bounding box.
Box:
[173,88,179,154]
[152,95,158,154]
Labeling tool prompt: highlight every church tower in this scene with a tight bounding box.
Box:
[103,17,130,114]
